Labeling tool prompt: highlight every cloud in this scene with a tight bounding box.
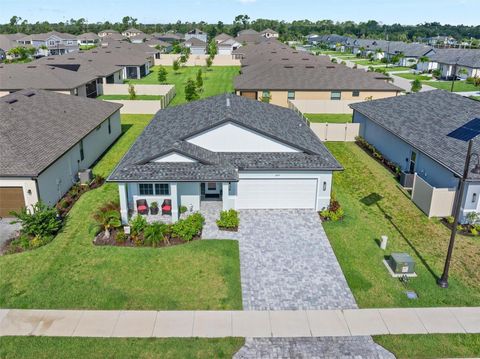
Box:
[237,0,256,3]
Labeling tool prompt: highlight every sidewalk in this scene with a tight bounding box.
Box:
[1,307,478,338]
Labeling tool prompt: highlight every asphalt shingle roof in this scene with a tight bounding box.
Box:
[350,90,480,179]
[429,49,480,68]
[0,89,122,177]
[109,94,342,182]
[0,63,98,91]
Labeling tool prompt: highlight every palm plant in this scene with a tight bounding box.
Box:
[144,222,168,247]
[93,203,121,239]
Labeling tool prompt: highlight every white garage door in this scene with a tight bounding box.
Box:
[236,179,317,209]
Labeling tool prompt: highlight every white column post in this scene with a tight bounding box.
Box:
[170,182,179,222]
[222,182,230,211]
[137,66,141,79]
[118,183,129,224]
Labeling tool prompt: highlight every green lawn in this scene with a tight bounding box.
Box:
[0,337,244,359]
[374,334,480,359]
[424,80,480,92]
[323,143,480,308]
[395,73,432,81]
[471,96,480,101]
[0,115,242,310]
[384,66,412,72]
[305,114,352,123]
[325,143,480,357]
[128,66,240,106]
[97,94,163,101]
[351,59,384,66]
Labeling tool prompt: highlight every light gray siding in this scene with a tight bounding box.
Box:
[36,111,121,206]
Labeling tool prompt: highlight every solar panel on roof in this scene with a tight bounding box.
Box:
[447,118,480,142]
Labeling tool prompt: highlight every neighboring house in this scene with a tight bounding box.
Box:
[351,90,480,222]
[425,36,458,47]
[77,32,100,46]
[260,28,279,39]
[235,29,265,45]
[217,38,242,55]
[144,38,172,53]
[99,33,126,46]
[35,53,125,94]
[234,60,402,108]
[185,28,207,43]
[79,46,153,79]
[108,94,342,224]
[0,63,99,97]
[385,42,434,67]
[17,31,78,56]
[98,29,120,37]
[0,89,122,216]
[130,33,148,44]
[0,33,29,61]
[122,28,143,38]
[214,33,234,44]
[152,32,184,44]
[428,49,480,79]
[184,37,207,55]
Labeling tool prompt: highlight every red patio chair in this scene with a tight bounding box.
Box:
[161,199,172,215]
[136,199,149,215]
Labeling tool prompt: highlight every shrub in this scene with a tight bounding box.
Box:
[171,213,204,241]
[10,202,62,238]
[216,209,240,230]
[129,215,148,238]
[144,222,169,247]
[116,231,127,244]
[179,205,188,214]
[128,84,136,100]
[320,197,344,222]
[470,227,478,236]
[446,216,455,224]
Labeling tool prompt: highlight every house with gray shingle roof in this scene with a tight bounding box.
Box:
[0,89,122,216]
[17,31,78,56]
[351,90,480,221]
[108,94,342,224]
[427,49,480,80]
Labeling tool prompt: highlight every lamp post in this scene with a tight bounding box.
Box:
[439,119,480,288]
[450,56,461,92]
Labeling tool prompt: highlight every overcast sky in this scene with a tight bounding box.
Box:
[1,0,479,26]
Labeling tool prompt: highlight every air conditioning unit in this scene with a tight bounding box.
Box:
[78,169,93,185]
[399,171,415,188]
[388,253,415,275]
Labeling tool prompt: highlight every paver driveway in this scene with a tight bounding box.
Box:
[202,203,394,358]
[203,205,357,310]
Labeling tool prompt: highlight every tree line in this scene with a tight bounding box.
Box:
[2,15,479,42]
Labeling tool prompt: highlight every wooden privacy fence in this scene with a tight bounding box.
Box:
[310,123,360,142]
[411,174,455,218]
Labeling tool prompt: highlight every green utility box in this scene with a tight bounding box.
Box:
[388,253,415,274]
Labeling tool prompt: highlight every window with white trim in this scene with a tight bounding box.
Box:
[331,91,341,100]
[155,183,170,195]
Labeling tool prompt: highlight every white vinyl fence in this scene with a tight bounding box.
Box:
[411,174,456,218]
[310,123,360,142]
[101,84,176,113]
[289,99,363,114]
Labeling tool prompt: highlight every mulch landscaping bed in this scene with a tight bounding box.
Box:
[93,229,202,248]
[56,176,105,218]
[440,218,480,237]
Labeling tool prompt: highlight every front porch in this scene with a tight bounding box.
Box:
[118,181,235,224]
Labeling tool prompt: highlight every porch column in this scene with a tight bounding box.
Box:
[222,182,230,210]
[118,183,129,224]
[170,182,179,222]
[137,66,141,79]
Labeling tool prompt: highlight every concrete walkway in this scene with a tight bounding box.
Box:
[1,307,478,338]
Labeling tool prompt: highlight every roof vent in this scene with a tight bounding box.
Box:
[27,65,36,68]
[284,65,294,68]
[23,91,35,97]
[68,57,75,60]
[47,57,54,60]
[326,65,335,69]
[305,65,314,68]
[5,98,18,104]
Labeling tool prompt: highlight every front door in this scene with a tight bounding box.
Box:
[203,182,221,198]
